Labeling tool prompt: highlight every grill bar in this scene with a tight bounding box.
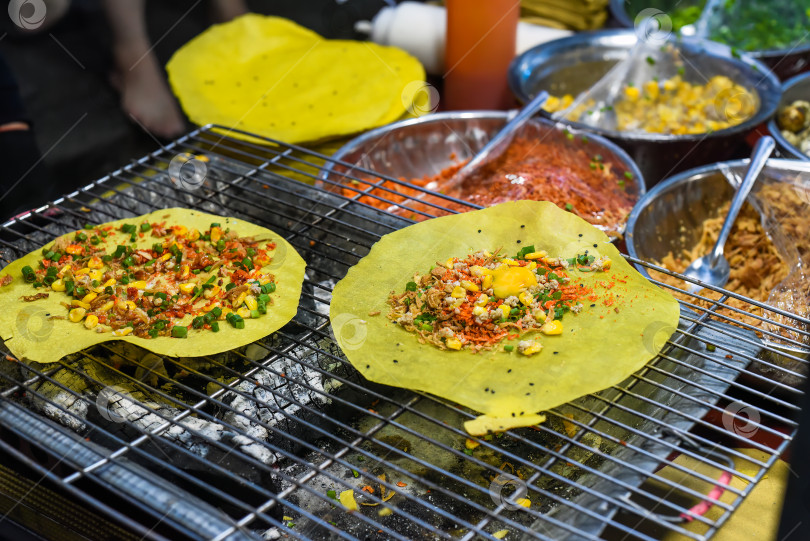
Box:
[0,124,804,540]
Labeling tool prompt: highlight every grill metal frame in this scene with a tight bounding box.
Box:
[0,124,806,540]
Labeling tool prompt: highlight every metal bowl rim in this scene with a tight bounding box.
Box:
[508,29,782,143]
[767,71,810,161]
[316,110,647,200]
[608,0,810,58]
[624,156,805,278]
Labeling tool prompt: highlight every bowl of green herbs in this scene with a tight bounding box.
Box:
[610,0,810,80]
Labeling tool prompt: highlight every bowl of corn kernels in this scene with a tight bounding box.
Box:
[508,29,781,187]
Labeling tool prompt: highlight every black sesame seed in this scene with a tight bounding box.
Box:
[578,234,583,237]
[526,392,530,396]
[508,369,512,373]
[485,388,489,392]
[491,390,495,394]
[517,240,521,244]
[511,413,515,417]
[366,364,370,368]
[593,244,598,248]
[520,411,524,415]
[553,351,558,355]
[590,303,596,307]
[520,224,525,228]
[393,360,398,363]
[478,229,481,233]
[529,383,534,386]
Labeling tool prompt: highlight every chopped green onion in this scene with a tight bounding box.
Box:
[104,286,114,295]
[405,281,418,292]
[225,282,236,291]
[84,223,94,230]
[171,326,188,338]
[192,316,205,329]
[120,224,136,234]
[211,306,222,318]
[210,321,219,332]
[75,232,87,241]
[90,236,100,245]
[102,255,113,263]
[210,222,221,228]
[504,345,514,352]
[140,223,151,232]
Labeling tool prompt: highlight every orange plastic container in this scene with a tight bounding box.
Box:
[443,0,519,111]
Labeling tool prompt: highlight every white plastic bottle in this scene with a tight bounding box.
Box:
[355,1,572,75]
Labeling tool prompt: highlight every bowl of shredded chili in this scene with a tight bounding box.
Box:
[318,111,644,240]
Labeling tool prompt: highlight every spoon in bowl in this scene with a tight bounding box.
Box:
[682,135,775,294]
[426,90,549,193]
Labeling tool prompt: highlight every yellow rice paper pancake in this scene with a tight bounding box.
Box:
[0,208,305,364]
[167,14,426,144]
[330,201,680,435]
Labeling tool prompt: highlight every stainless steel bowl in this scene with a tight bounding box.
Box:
[768,71,810,161]
[609,0,810,80]
[318,111,645,236]
[508,29,781,186]
[624,157,807,275]
[625,158,810,386]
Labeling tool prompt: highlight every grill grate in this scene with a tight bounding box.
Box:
[0,125,806,541]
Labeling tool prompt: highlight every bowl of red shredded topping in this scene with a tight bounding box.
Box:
[318,111,644,240]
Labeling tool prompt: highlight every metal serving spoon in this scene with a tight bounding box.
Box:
[427,90,549,193]
[683,135,775,294]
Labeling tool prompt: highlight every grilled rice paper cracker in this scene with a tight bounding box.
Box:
[330,201,679,435]
[0,208,305,364]
[166,14,426,144]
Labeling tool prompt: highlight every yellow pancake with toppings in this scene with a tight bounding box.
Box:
[0,208,305,364]
[330,201,679,435]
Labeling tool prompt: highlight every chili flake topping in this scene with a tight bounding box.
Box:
[387,246,610,354]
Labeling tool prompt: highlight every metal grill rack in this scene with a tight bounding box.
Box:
[0,124,806,541]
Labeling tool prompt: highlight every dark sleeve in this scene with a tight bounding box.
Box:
[0,52,29,125]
